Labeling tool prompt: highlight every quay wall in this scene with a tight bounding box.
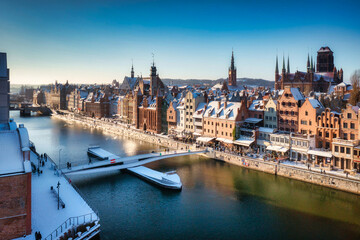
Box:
[53,113,360,195]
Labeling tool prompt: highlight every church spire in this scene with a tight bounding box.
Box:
[230,50,235,70]
[310,56,314,72]
[287,55,290,74]
[307,53,310,72]
[275,55,279,74]
[282,55,286,73]
[131,61,134,78]
[228,50,237,86]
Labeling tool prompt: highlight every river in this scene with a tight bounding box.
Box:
[11,112,360,240]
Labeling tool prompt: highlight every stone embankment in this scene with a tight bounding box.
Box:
[53,113,360,195]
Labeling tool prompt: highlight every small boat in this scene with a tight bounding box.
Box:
[127,166,182,190]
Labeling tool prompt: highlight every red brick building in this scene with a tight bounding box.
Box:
[275,47,343,95]
[277,87,305,133]
[84,91,110,118]
[0,125,32,239]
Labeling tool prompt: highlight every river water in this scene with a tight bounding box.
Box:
[11,112,360,240]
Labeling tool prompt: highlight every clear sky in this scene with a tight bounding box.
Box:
[1,0,359,84]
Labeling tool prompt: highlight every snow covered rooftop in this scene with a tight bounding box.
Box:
[290,88,305,101]
[308,98,324,109]
[0,130,24,175]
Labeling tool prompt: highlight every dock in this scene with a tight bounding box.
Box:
[87,146,119,160]
[127,166,182,190]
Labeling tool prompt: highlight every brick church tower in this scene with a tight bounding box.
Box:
[150,62,158,96]
[228,51,237,86]
[316,46,334,73]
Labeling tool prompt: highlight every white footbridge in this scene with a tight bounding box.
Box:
[61,147,207,176]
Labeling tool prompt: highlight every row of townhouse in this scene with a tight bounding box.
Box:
[166,85,360,173]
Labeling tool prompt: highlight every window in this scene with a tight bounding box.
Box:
[325,142,330,149]
[230,124,232,128]
[351,123,355,129]
[340,147,345,153]
[344,133,348,140]
[305,111,308,116]
[333,133,337,138]
[354,150,358,155]
[309,121,312,126]
[325,132,329,137]
[346,148,350,154]
[351,134,355,140]
[230,133,232,137]
[265,116,268,120]
[335,146,339,152]
[347,113,352,119]
[343,123,348,128]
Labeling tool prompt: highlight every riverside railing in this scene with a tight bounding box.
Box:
[44,212,99,240]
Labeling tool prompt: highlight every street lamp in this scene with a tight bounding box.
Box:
[57,181,61,210]
[59,148,62,171]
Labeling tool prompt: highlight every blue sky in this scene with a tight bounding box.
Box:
[1,0,359,84]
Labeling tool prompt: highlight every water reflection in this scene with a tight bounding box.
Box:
[11,111,360,240]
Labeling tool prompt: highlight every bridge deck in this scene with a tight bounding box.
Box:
[62,150,206,176]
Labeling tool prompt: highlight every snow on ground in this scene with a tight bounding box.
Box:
[18,152,97,239]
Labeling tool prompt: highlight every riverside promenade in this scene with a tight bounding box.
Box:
[53,112,360,195]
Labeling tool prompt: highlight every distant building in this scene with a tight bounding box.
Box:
[84,91,110,118]
[274,47,343,95]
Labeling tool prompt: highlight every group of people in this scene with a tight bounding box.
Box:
[66,162,72,169]
[34,231,42,240]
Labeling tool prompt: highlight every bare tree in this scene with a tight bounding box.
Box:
[349,70,360,106]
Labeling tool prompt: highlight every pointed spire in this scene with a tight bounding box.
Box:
[310,56,314,72]
[287,55,290,74]
[307,53,310,70]
[275,55,279,74]
[131,60,134,78]
[231,50,235,70]
[282,55,286,73]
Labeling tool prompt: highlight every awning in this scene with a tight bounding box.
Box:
[193,132,201,136]
[234,138,255,147]
[196,137,215,143]
[244,118,263,124]
[307,150,332,158]
[216,138,234,144]
[266,145,289,153]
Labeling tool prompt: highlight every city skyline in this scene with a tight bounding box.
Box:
[1,0,360,84]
